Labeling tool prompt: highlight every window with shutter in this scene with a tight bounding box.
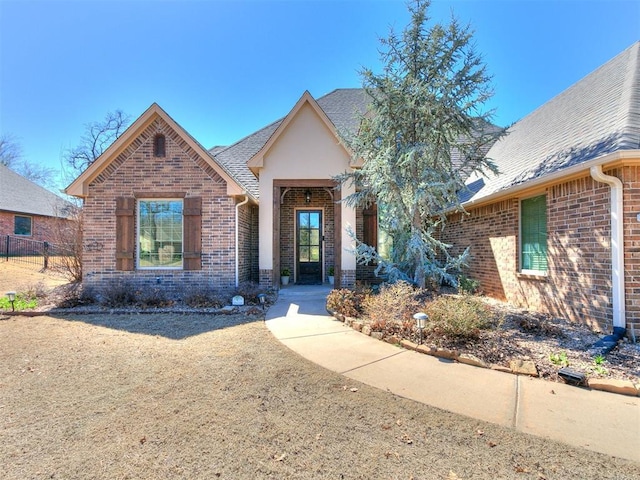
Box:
[137,199,184,269]
[520,195,547,273]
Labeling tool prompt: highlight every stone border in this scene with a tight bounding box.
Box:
[330,311,640,398]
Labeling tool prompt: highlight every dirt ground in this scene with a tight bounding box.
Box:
[1,262,639,478]
[0,261,69,292]
[1,313,639,480]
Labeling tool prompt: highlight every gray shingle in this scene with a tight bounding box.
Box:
[467,41,640,202]
[0,163,73,217]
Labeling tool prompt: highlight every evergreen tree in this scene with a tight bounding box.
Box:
[336,0,504,288]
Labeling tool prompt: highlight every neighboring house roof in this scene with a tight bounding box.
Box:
[66,103,252,200]
[0,163,73,218]
[210,88,370,198]
[464,41,640,204]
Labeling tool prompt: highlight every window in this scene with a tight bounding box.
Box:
[520,195,547,273]
[154,134,166,157]
[14,215,32,236]
[137,199,183,269]
[363,203,393,261]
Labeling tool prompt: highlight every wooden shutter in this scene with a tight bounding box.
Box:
[183,197,202,270]
[115,197,135,271]
[363,204,378,248]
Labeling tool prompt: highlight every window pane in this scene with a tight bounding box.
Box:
[299,229,310,245]
[310,246,320,262]
[309,212,320,229]
[299,212,309,228]
[299,246,310,262]
[138,200,183,268]
[521,195,547,272]
[310,229,320,246]
[14,216,32,236]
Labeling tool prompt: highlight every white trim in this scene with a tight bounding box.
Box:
[590,165,626,329]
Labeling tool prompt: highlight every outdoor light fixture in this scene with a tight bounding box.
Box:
[304,189,312,203]
[6,291,16,312]
[257,293,267,311]
[413,312,428,345]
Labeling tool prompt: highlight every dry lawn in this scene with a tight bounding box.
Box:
[1,312,639,480]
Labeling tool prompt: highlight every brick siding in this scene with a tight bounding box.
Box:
[82,116,248,296]
[0,211,72,243]
[442,167,639,334]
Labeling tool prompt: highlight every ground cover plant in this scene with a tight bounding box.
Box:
[327,282,640,384]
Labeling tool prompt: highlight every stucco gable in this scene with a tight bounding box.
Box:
[247,91,352,174]
[66,103,249,199]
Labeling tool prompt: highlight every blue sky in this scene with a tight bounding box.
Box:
[1,0,638,191]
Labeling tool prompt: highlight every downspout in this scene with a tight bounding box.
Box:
[590,166,626,332]
[235,194,250,288]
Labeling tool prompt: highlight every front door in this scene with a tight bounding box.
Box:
[297,210,322,284]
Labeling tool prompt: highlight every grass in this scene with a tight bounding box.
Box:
[0,293,37,311]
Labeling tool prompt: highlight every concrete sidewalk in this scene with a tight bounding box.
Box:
[265,285,640,462]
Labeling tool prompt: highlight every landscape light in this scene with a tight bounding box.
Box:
[6,291,16,312]
[413,312,428,345]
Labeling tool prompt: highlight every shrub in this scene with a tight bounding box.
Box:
[100,280,136,307]
[326,287,370,318]
[234,282,264,305]
[363,281,423,324]
[183,286,226,308]
[424,295,496,341]
[137,287,173,308]
[55,283,96,308]
[458,275,480,295]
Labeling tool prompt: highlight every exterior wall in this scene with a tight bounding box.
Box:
[82,117,240,296]
[442,169,640,333]
[0,210,71,242]
[256,101,356,285]
[622,165,640,335]
[237,202,259,284]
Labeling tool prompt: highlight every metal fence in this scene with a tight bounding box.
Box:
[1,235,74,270]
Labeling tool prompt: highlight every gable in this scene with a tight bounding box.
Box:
[66,104,249,199]
[248,91,352,178]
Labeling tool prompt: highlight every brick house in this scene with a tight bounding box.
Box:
[0,163,73,242]
[441,42,640,334]
[66,43,638,332]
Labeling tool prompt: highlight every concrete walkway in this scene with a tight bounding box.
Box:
[265,285,640,462]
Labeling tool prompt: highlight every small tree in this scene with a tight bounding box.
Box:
[336,0,504,288]
[63,109,130,176]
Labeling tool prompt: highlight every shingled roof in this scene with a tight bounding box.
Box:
[210,89,370,199]
[464,41,640,204]
[0,164,73,218]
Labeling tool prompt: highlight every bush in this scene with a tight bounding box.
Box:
[424,295,496,341]
[55,283,96,308]
[326,287,370,318]
[363,281,424,324]
[100,280,137,307]
[183,286,226,308]
[137,287,173,308]
[234,282,264,305]
[458,275,480,295]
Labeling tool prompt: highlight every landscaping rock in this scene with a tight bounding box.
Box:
[371,332,384,340]
[362,325,371,336]
[352,321,363,332]
[491,365,512,373]
[432,348,458,361]
[458,353,489,369]
[400,339,418,351]
[415,344,436,355]
[588,378,640,397]
[385,335,400,345]
[509,359,538,377]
